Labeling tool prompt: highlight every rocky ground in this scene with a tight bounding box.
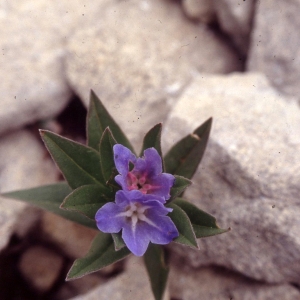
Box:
[1,0,300,299]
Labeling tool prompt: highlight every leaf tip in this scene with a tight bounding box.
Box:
[90,88,96,96]
[191,133,200,141]
[59,202,66,210]
[65,264,83,282]
[90,89,100,103]
[65,272,75,282]
[39,129,45,136]
[39,129,53,139]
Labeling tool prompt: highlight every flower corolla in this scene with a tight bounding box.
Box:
[95,145,178,256]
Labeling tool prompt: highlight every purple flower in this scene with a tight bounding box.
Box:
[113,144,175,202]
[95,190,179,256]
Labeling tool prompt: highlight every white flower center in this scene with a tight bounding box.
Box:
[125,203,149,226]
[117,202,159,230]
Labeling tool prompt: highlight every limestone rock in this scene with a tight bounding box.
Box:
[40,212,98,259]
[182,0,216,23]
[0,130,57,251]
[248,0,300,98]
[0,1,73,135]
[213,0,255,54]
[163,73,300,284]
[169,263,300,300]
[18,246,64,292]
[66,0,241,150]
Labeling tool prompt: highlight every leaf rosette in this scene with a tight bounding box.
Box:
[1,90,229,300]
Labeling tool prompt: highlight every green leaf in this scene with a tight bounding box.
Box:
[173,198,230,238]
[87,90,135,153]
[66,232,131,280]
[144,244,169,300]
[169,175,192,201]
[140,123,163,159]
[164,117,212,179]
[40,130,104,189]
[167,203,198,249]
[99,127,118,183]
[112,232,126,251]
[1,182,97,230]
[61,184,113,219]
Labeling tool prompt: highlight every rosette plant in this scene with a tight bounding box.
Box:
[2,91,229,300]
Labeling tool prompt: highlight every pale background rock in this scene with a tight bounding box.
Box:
[248,0,300,99]
[163,72,300,285]
[182,0,255,55]
[213,0,255,55]
[0,1,72,135]
[182,0,216,23]
[66,0,241,151]
[0,130,57,252]
[169,262,300,300]
[18,245,64,292]
[40,212,98,259]
[163,72,300,201]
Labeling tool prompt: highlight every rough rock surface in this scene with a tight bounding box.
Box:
[0,0,241,147]
[66,0,241,150]
[0,1,72,135]
[169,262,300,300]
[18,246,64,292]
[163,72,300,285]
[182,0,216,23]
[0,130,57,251]
[248,0,300,99]
[40,212,98,259]
[213,0,255,54]
[70,256,169,300]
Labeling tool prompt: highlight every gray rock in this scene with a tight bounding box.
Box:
[0,1,73,135]
[182,0,216,23]
[248,0,300,98]
[163,73,300,284]
[169,263,300,300]
[66,0,241,151]
[70,256,169,300]
[0,130,58,251]
[213,0,255,54]
[41,211,98,259]
[18,246,64,292]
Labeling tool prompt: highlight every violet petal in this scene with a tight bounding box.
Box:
[113,144,136,175]
[122,221,150,256]
[95,202,126,233]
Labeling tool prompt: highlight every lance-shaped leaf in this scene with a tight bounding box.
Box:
[164,117,212,179]
[169,175,192,201]
[140,123,163,162]
[61,184,114,220]
[167,203,198,249]
[66,231,131,280]
[87,90,134,153]
[112,232,126,251]
[40,130,104,189]
[173,198,230,238]
[99,128,117,183]
[144,244,169,300]
[1,182,97,230]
